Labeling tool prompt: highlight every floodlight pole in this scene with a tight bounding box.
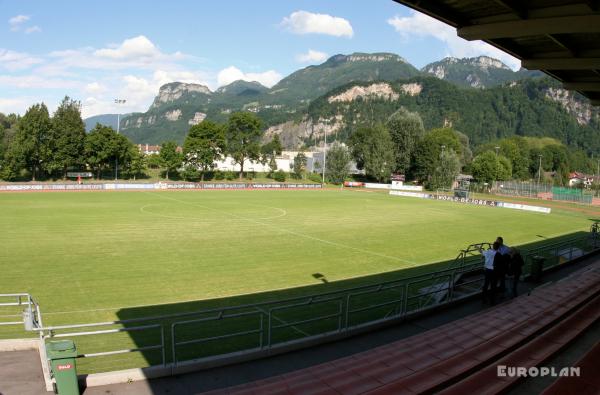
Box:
[597,158,599,197]
[114,99,126,181]
[538,154,542,184]
[494,146,500,184]
[322,123,327,184]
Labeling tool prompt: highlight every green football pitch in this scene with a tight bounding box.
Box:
[0,188,593,325]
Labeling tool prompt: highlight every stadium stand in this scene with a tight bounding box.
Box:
[202,262,600,394]
[540,341,600,395]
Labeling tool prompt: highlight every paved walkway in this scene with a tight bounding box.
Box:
[0,349,46,395]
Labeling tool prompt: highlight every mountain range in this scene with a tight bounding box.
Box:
[84,52,599,154]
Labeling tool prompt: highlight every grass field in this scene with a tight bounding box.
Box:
[0,188,597,372]
[0,188,594,319]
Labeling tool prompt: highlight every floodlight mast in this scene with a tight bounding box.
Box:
[114,99,126,180]
[322,126,327,184]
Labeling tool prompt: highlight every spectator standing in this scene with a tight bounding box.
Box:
[495,236,510,294]
[508,248,524,297]
[481,242,500,305]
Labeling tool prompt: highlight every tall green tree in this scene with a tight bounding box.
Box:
[261,135,283,174]
[225,112,262,179]
[386,107,424,174]
[124,146,146,180]
[349,126,395,182]
[471,151,512,184]
[430,148,461,190]
[293,151,307,179]
[85,124,129,179]
[159,141,182,180]
[412,128,463,183]
[13,104,52,180]
[325,142,350,184]
[51,96,86,178]
[183,120,225,181]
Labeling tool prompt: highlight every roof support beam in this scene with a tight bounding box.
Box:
[522,58,600,70]
[546,34,576,56]
[493,0,528,19]
[563,82,600,91]
[458,15,600,40]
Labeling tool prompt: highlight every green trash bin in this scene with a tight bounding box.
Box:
[530,255,545,283]
[46,340,79,395]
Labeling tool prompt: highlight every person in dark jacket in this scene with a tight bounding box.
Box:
[495,236,510,294]
[508,248,524,297]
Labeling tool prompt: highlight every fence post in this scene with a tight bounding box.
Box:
[170,323,177,368]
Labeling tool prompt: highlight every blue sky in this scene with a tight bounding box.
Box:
[0,0,519,118]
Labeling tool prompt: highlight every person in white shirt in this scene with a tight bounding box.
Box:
[481,242,500,304]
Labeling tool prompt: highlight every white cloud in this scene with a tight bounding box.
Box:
[217,66,282,88]
[84,82,107,95]
[0,49,44,71]
[94,35,163,60]
[0,97,30,114]
[152,69,211,88]
[25,25,41,34]
[8,15,29,31]
[281,11,353,38]
[44,36,190,73]
[0,75,78,89]
[387,11,520,70]
[296,49,328,63]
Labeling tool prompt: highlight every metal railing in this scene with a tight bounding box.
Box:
[0,293,42,329]
[6,232,599,375]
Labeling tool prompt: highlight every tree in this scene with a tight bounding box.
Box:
[293,151,307,179]
[497,155,512,181]
[386,107,424,174]
[183,120,225,181]
[14,104,52,181]
[430,148,461,190]
[261,135,283,174]
[84,124,131,179]
[146,153,162,169]
[51,96,86,179]
[412,128,463,183]
[349,126,395,182]
[325,142,350,184]
[125,146,146,180]
[471,151,512,184]
[159,141,182,180]
[225,112,262,179]
[348,127,369,171]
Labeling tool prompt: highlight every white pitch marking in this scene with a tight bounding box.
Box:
[146,192,418,267]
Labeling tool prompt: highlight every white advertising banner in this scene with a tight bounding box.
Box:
[389,190,430,199]
[365,183,391,190]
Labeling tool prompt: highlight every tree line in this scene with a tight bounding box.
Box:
[0,100,292,182]
[0,97,145,181]
[346,107,598,188]
[1,98,596,187]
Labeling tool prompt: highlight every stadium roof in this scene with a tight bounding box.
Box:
[394,0,600,106]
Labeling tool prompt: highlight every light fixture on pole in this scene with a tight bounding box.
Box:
[114,99,126,181]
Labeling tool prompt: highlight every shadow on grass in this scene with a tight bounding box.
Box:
[65,231,593,378]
